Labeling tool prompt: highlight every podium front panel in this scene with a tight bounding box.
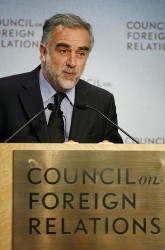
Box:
[12,147,165,250]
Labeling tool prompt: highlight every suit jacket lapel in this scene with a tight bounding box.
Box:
[18,68,50,142]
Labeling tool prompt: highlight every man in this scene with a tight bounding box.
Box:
[0,13,123,143]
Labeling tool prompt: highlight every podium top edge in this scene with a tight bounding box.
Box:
[0,143,165,152]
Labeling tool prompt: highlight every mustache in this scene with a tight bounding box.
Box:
[63,67,78,75]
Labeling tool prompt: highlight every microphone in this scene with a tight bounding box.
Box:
[76,104,139,144]
[4,103,53,143]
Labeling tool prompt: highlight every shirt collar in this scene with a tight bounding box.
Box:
[39,69,75,105]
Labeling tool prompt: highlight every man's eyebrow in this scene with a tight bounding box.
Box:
[56,42,70,48]
[56,43,90,51]
[78,46,90,51]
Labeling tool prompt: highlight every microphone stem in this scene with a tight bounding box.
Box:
[87,105,140,144]
[4,105,49,143]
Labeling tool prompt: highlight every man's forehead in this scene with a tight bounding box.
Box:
[51,25,91,49]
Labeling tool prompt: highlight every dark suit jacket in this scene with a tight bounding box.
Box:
[0,66,123,143]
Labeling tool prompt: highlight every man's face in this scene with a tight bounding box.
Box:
[40,25,91,92]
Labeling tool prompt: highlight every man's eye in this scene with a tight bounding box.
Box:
[57,47,69,55]
[60,49,68,54]
[77,51,86,57]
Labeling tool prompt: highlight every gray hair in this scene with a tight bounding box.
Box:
[41,13,94,50]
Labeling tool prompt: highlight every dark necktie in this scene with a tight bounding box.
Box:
[48,93,66,142]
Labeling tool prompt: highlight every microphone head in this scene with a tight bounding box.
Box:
[76,103,88,110]
[47,103,54,111]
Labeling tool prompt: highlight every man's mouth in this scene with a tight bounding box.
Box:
[64,71,75,79]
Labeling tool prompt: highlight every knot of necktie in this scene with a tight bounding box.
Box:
[55,92,66,108]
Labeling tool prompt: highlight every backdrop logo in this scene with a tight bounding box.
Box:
[84,78,113,88]
[125,137,165,144]
[126,21,165,51]
[0,18,42,48]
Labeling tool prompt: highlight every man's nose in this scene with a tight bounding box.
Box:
[66,52,77,67]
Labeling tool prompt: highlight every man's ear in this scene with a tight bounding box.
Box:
[39,43,47,63]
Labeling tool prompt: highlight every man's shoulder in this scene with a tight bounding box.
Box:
[0,66,40,87]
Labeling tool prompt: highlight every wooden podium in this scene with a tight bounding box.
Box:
[0,143,165,250]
